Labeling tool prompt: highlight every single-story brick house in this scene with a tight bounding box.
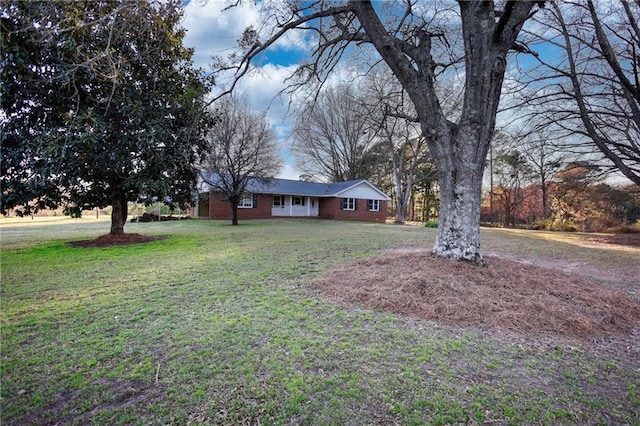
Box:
[194,177,390,222]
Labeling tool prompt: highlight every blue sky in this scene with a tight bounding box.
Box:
[179,1,602,183]
[182,0,310,180]
[179,1,553,183]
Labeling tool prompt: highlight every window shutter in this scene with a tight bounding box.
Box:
[253,193,258,208]
[354,199,358,210]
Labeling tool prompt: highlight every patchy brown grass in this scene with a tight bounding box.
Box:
[66,233,166,247]
[587,232,640,247]
[311,250,640,341]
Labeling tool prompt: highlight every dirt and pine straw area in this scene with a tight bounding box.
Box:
[66,233,166,247]
[312,235,640,342]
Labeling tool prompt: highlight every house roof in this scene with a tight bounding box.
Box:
[246,178,328,196]
[202,175,390,200]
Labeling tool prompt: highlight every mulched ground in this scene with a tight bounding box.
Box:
[311,250,640,341]
[66,233,166,248]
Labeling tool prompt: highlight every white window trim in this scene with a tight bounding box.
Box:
[368,199,380,211]
[272,195,285,208]
[342,198,356,211]
[238,193,253,208]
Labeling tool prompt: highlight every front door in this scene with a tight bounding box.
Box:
[309,198,319,216]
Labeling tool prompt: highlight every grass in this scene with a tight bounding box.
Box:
[1,218,639,425]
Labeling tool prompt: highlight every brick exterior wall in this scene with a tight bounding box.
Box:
[201,192,387,222]
[319,198,387,222]
[208,193,273,220]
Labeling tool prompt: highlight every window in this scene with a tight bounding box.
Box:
[341,198,356,211]
[367,199,380,211]
[292,196,305,206]
[272,195,285,208]
[239,193,254,208]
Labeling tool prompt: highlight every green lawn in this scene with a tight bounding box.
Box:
[1,218,638,425]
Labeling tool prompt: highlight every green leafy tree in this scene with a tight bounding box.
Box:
[1,0,213,235]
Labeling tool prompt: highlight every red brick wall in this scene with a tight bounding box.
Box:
[208,193,273,220]
[319,198,387,222]
[203,192,387,222]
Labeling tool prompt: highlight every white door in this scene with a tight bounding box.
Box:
[309,198,319,216]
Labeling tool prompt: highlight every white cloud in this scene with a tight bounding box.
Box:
[182,0,261,70]
[182,0,308,70]
[235,64,296,110]
[181,1,340,180]
[277,163,301,180]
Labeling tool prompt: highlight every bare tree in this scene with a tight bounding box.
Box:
[291,83,381,182]
[361,71,431,224]
[519,0,640,185]
[200,96,282,225]
[551,162,603,231]
[379,134,428,225]
[519,129,564,219]
[493,149,534,227]
[211,0,543,264]
[490,124,565,221]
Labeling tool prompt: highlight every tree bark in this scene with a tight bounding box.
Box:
[230,197,239,226]
[541,174,549,219]
[393,171,413,225]
[430,126,486,264]
[394,198,407,224]
[110,185,127,235]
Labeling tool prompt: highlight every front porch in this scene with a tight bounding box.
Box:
[271,195,319,217]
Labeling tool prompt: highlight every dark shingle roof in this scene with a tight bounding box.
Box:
[246,178,331,196]
[202,175,389,200]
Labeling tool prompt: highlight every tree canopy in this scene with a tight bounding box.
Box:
[1,0,213,234]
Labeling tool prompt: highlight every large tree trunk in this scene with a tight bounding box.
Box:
[110,185,127,235]
[395,197,407,224]
[431,127,487,265]
[393,166,413,225]
[395,178,414,225]
[541,175,550,219]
